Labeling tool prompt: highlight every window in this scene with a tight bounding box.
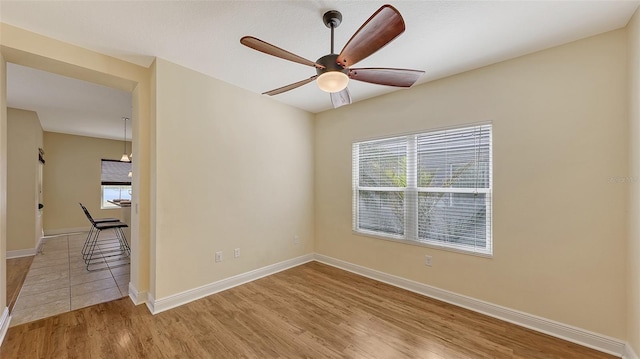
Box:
[352,124,492,255]
[101,159,132,209]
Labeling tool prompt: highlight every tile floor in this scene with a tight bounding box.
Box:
[10,231,130,327]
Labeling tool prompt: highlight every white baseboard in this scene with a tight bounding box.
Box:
[145,293,156,314]
[7,236,48,258]
[0,307,10,347]
[6,248,36,259]
[625,344,640,359]
[128,282,146,305]
[147,254,314,315]
[314,254,626,358]
[36,236,44,254]
[43,227,90,236]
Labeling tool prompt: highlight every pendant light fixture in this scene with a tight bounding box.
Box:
[120,117,130,162]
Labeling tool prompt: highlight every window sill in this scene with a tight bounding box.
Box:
[100,206,121,210]
[352,230,493,258]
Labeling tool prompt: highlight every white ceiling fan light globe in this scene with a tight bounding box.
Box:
[317,71,349,93]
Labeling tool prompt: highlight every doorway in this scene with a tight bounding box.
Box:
[4,62,138,325]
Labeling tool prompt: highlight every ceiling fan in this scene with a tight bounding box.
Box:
[240,4,425,108]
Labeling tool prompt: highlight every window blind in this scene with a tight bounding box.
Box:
[101,159,132,185]
[353,124,492,255]
[353,137,407,237]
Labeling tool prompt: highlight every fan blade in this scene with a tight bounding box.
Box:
[337,5,405,68]
[349,68,424,87]
[263,76,318,96]
[241,36,324,68]
[330,87,352,108]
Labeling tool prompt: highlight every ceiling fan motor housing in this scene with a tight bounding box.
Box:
[316,54,348,76]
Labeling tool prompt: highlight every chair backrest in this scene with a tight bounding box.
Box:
[78,203,96,225]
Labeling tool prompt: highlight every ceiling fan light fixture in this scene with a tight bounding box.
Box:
[317,71,349,93]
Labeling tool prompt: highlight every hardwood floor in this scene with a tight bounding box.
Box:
[5,256,34,312]
[1,261,616,359]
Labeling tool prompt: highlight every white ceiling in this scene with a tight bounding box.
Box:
[7,63,133,141]
[1,0,639,139]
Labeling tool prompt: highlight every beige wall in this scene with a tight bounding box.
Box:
[42,132,130,232]
[315,30,628,339]
[628,7,640,355]
[151,59,314,299]
[7,108,43,252]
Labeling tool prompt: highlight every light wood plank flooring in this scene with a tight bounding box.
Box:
[6,256,34,312]
[1,261,616,358]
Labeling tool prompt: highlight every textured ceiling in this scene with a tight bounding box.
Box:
[1,0,639,139]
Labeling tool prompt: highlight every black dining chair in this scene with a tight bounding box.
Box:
[79,203,130,271]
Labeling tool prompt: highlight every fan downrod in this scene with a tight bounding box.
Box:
[323,10,342,28]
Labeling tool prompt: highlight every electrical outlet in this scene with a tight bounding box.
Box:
[215,251,222,263]
[234,248,240,258]
[425,255,432,267]
[293,235,300,246]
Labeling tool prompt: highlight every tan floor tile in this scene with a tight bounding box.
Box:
[12,230,127,325]
[23,270,69,286]
[68,238,87,249]
[41,237,68,246]
[40,244,68,253]
[10,298,70,327]
[71,277,118,296]
[96,232,118,240]
[30,255,69,269]
[86,261,111,272]
[96,245,124,255]
[107,257,131,268]
[41,241,68,250]
[32,251,68,263]
[71,287,123,310]
[69,260,90,270]
[69,237,87,248]
[109,264,130,277]
[98,244,126,253]
[118,283,129,297]
[70,268,113,285]
[20,278,69,295]
[70,255,101,267]
[99,249,128,259]
[39,246,69,256]
[14,287,70,312]
[68,233,88,242]
[25,263,69,278]
[114,273,129,288]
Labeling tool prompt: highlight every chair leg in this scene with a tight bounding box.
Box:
[84,228,101,266]
[116,227,130,254]
[84,226,130,271]
[81,226,95,255]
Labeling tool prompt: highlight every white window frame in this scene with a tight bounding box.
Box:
[352,124,493,256]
